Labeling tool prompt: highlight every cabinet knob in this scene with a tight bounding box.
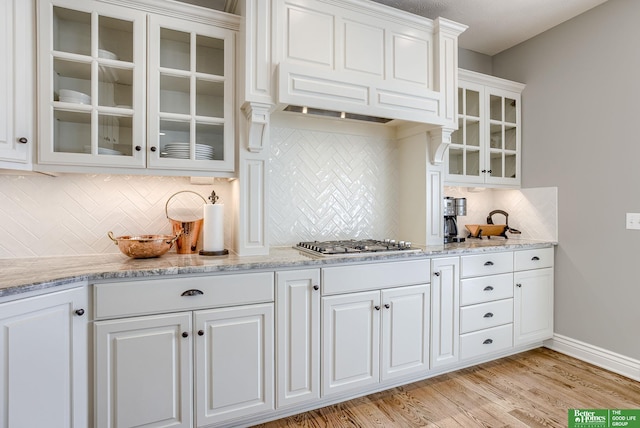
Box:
[483,338,493,345]
[483,286,494,291]
[374,305,381,311]
[516,283,522,288]
[313,285,319,291]
[531,256,540,261]
[181,289,204,297]
[487,170,492,174]
[75,308,85,316]
[135,145,142,151]
[434,271,440,277]
[150,146,157,152]
[484,261,494,266]
[483,312,494,318]
[17,137,28,144]
[182,332,189,338]
[198,330,204,336]
[384,304,390,309]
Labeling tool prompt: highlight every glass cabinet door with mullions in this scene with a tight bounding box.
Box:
[38,1,146,167]
[147,15,235,172]
[448,82,484,184]
[487,91,519,183]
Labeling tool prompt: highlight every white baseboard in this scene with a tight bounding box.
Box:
[545,334,640,382]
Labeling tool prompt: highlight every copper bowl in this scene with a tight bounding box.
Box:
[108,231,181,259]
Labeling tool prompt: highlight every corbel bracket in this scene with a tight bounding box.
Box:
[242,102,272,153]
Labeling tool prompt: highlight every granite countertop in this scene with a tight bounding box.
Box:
[0,239,555,299]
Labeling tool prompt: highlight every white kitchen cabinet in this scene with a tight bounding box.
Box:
[94,312,193,428]
[430,257,460,368]
[36,0,238,177]
[0,0,34,170]
[275,269,321,408]
[446,69,525,188]
[321,260,431,397]
[93,272,275,427]
[195,304,274,426]
[514,248,555,346]
[0,285,88,428]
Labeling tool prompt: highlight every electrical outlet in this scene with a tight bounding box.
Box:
[626,213,640,230]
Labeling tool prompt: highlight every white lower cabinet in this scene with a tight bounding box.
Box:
[321,260,431,397]
[430,257,460,369]
[275,269,321,408]
[0,285,88,428]
[321,284,430,396]
[514,248,555,346]
[93,272,275,428]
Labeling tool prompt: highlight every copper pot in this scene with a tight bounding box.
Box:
[108,231,181,259]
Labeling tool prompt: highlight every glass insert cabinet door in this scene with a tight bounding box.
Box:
[147,14,235,172]
[37,0,146,167]
[487,89,520,184]
[448,82,484,183]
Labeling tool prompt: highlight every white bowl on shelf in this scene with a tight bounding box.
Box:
[59,89,91,104]
[98,49,118,60]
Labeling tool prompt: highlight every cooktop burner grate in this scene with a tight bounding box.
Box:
[295,239,419,256]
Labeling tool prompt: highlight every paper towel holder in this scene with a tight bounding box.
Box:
[199,190,229,257]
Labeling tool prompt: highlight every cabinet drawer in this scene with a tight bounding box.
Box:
[322,260,430,295]
[94,272,274,319]
[514,247,554,271]
[460,324,513,360]
[460,298,513,334]
[460,273,513,306]
[460,251,513,278]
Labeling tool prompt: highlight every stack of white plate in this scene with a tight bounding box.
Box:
[59,89,91,104]
[162,143,215,160]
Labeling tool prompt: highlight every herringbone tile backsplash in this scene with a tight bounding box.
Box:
[0,174,233,258]
[0,125,556,258]
[269,126,400,246]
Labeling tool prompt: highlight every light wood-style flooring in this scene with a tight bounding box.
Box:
[255,348,640,427]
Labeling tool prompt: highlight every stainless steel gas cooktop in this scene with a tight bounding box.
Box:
[295,239,419,256]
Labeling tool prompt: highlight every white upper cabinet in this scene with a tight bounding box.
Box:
[36,0,237,177]
[0,0,34,170]
[446,69,525,188]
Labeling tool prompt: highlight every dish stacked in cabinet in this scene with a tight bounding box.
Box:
[459,252,515,360]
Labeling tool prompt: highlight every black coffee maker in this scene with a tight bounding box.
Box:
[443,197,466,243]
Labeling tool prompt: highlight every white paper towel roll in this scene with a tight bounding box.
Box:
[203,204,224,252]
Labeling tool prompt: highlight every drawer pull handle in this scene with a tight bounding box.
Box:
[182,332,189,338]
[374,305,381,311]
[181,289,204,297]
[483,338,493,345]
[531,256,540,261]
[516,283,522,288]
[484,261,494,266]
[313,285,319,291]
[384,304,390,309]
[434,271,440,277]
[484,286,494,291]
[483,312,494,318]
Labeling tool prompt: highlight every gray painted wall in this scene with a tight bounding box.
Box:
[458,48,492,74]
[492,0,640,359]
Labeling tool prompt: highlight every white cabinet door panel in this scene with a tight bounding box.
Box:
[381,284,430,380]
[195,304,274,426]
[514,268,554,346]
[276,269,320,408]
[0,286,87,428]
[431,257,460,369]
[95,313,193,428]
[322,291,380,396]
